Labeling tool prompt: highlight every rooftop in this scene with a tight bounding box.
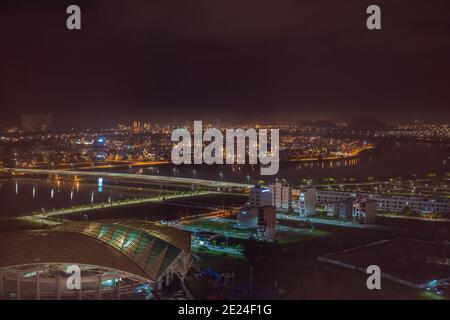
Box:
[0,220,191,282]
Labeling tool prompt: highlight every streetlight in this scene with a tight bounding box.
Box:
[249,266,253,298]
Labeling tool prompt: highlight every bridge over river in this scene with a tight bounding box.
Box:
[0,168,252,190]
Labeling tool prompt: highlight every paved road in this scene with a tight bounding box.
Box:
[17,190,215,225]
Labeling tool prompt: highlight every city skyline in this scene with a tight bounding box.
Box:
[0,1,449,304]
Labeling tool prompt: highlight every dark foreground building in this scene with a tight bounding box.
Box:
[0,220,192,300]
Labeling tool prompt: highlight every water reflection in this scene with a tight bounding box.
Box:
[112,141,447,184]
[0,179,161,218]
[294,157,361,170]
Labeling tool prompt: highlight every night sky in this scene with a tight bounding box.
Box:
[1,0,449,128]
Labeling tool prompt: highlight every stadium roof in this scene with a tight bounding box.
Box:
[0,220,191,282]
[0,230,149,279]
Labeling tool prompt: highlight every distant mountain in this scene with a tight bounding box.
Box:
[295,119,312,126]
[295,119,336,128]
[311,120,337,128]
[347,116,389,131]
[238,116,278,126]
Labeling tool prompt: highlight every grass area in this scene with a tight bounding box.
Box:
[192,246,244,259]
[379,211,450,220]
[179,193,248,207]
[420,290,446,300]
[185,218,255,236]
[185,217,330,244]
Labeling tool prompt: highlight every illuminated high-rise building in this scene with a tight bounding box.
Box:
[299,187,317,217]
[133,121,141,131]
[237,185,276,240]
[269,182,291,210]
[21,114,53,132]
[353,198,377,223]
[249,185,273,207]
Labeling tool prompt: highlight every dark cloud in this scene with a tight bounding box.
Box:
[0,0,449,128]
